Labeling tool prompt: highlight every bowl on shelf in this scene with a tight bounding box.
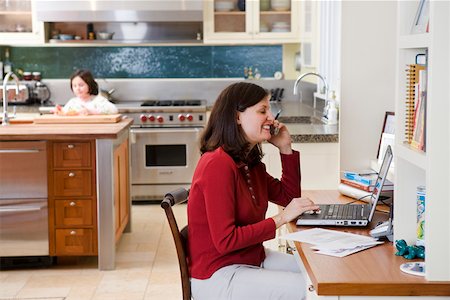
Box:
[214,1,234,12]
[97,32,115,40]
[271,21,290,32]
[58,34,75,40]
[270,0,291,11]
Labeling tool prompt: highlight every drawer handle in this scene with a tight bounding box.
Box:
[308,285,315,292]
[68,172,75,177]
[67,144,75,149]
[70,230,77,235]
[69,201,76,207]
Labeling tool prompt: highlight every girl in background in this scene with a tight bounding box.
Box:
[54,69,117,115]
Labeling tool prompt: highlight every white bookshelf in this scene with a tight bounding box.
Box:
[395,1,450,281]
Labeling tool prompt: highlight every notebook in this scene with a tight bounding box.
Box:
[296,145,393,227]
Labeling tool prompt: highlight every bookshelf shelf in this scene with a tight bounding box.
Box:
[395,1,450,281]
[396,143,426,170]
[399,33,430,49]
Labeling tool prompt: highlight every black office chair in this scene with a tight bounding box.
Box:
[161,188,191,300]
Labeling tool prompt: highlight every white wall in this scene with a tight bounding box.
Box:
[340,1,396,171]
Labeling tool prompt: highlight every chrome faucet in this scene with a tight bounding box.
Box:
[293,72,329,98]
[293,72,329,118]
[2,72,20,126]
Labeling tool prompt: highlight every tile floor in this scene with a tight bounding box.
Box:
[0,203,187,300]
[0,203,282,300]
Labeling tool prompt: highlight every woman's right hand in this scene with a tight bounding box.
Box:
[272,197,320,228]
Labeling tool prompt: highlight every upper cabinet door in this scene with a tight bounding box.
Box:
[0,0,44,45]
[204,0,300,44]
[203,0,253,42]
[299,0,317,67]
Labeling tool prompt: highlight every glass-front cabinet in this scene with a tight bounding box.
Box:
[203,0,300,44]
[0,0,44,45]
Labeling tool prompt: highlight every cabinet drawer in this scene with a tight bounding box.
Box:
[53,170,93,197]
[55,199,93,226]
[53,142,92,168]
[55,228,95,255]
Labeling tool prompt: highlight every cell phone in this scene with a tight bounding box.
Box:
[270,110,281,135]
[270,125,279,135]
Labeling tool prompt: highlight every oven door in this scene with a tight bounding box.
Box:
[130,127,203,185]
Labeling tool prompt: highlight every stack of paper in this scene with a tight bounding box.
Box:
[280,228,383,257]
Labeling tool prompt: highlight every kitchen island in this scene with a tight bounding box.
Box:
[0,117,133,270]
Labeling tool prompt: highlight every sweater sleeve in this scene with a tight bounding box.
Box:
[62,98,82,114]
[266,150,301,207]
[200,154,276,255]
[89,95,118,114]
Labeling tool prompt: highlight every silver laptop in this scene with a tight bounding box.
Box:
[296,145,393,227]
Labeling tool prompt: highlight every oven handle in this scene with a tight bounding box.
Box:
[0,204,46,213]
[130,127,203,144]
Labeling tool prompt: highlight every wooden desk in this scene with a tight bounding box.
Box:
[287,190,450,297]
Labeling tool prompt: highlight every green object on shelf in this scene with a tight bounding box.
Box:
[395,239,425,260]
[395,239,408,256]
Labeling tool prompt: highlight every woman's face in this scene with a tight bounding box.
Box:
[71,76,91,100]
[237,96,274,147]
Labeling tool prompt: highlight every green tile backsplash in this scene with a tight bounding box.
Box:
[2,45,282,79]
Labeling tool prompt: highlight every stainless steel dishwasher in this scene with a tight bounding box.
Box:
[0,141,49,258]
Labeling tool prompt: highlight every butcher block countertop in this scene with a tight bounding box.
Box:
[0,116,133,140]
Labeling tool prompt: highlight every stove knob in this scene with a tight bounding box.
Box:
[140,114,148,122]
[186,114,194,121]
[178,114,186,121]
[157,116,164,123]
[148,115,156,122]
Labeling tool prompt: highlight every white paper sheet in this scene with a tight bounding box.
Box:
[279,228,383,257]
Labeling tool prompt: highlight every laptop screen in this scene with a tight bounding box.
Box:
[367,145,393,221]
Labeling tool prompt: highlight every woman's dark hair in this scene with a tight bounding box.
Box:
[200,82,269,165]
[70,69,99,95]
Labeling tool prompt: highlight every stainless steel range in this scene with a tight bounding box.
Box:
[118,100,206,201]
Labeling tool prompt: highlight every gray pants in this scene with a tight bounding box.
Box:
[191,248,306,300]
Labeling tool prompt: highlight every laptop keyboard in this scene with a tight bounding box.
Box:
[320,204,362,220]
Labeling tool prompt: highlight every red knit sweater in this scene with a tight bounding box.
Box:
[187,147,301,279]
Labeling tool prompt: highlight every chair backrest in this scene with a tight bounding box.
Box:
[161,187,190,300]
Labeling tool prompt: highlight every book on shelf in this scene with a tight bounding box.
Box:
[340,177,394,192]
[410,68,427,151]
[405,63,426,145]
[342,171,378,185]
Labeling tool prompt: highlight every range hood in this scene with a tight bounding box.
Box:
[36,0,203,22]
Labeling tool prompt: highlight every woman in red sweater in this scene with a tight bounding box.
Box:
[188,82,319,299]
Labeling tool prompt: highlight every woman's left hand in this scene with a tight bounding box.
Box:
[267,121,292,154]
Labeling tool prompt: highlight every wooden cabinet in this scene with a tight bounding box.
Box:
[48,140,97,256]
[203,0,300,44]
[55,229,95,255]
[54,199,93,226]
[52,142,92,168]
[113,138,130,242]
[0,0,44,45]
[394,1,450,281]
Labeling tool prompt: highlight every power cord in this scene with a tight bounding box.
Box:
[343,194,373,205]
[344,194,392,214]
